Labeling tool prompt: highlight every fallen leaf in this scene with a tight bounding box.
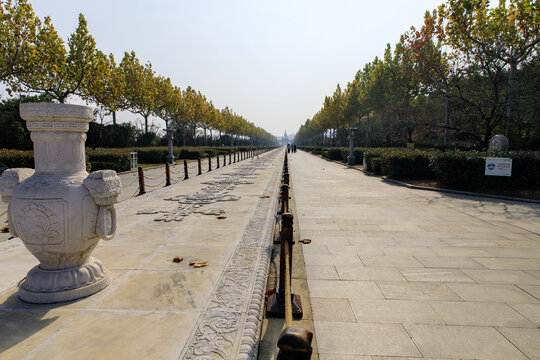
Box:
[189,260,208,266]
[299,238,312,244]
[193,263,208,268]
[260,195,270,198]
[173,256,183,263]
[1,226,9,233]
[217,216,227,219]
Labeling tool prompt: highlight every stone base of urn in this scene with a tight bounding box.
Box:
[18,257,110,304]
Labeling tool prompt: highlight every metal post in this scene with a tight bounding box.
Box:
[208,156,212,171]
[198,158,202,175]
[223,154,227,166]
[184,160,189,180]
[216,154,220,168]
[165,163,171,186]
[229,153,232,165]
[138,167,146,195]
[266,213,303,318]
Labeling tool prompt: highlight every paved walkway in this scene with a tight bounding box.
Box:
[290,150,540,360]
[0,149,282,360]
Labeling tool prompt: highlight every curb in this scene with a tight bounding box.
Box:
[382,177,540,205]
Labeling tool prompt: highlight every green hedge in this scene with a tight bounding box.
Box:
[363,148,387,173]
[311,146,540,190]
[430,151,540,189]
[87,148,131,172]
[0,149,34,168]
[0,149,93,172]
[179,148,205,159]
[326,148,344,161]
[381,150,435,179]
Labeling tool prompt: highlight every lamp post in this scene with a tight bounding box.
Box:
[166,127,174,164]
[347,127,357,166]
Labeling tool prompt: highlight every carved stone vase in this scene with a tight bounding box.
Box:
[0,103,121,303]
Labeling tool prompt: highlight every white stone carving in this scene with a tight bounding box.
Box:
[180,151,281,359]
[489,134,509,151]
[0,168,35,203]
[0,102,121,303]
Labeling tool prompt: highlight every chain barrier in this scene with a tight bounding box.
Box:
[144,178,167,188]
[170,175,184,183]
[127,186,140,199]
[169,165,183,175]
[0,209,7,217]
[143,172,165,181]
[120,176,139,189]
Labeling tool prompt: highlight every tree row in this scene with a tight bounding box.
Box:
[0,0,277,147]
[295,0,539,149]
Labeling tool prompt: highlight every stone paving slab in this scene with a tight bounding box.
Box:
[290,150,540,359]
[0,149,282,360]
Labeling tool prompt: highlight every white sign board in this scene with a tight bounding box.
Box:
[485,157,512,176]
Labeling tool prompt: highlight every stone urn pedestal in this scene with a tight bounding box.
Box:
[0,103,121,303]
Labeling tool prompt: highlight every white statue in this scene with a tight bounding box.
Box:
[0,103,121,303]
[489,134,509,151]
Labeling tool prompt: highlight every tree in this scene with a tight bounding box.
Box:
[386,36,423,143]
[408,10,458,145]
[440,0,540,140]
[0,94,52,149]
[120,51,157,133]
[16,14,100,103]
[0,0,40,83]
[87,52,126,124]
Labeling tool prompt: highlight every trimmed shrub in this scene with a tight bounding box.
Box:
[204,149,217,157]
[430,151,540,189]
[321,148,329,158]
[327,148,345,161]
[381,150,435,179]
[371,158,382,175]
[0,149,34,168]
[87,148,131,172]
[90,161,118,171]
[179,148,204,159]
[135,148,168,163]
[363,148,387,172]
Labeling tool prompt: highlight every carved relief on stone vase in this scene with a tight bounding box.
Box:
[0,103,121,303]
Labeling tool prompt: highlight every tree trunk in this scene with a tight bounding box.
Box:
[365,118,370,147]
[112,111,117,125]
[483,118,493,149]
[144,115,148,134]
[506,63,516,137]
[444,86,450,146]
[379,110,384,145]
[182,124,186,147]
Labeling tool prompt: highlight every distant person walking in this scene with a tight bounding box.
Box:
[293,144,297,153]
[287,143,290,153]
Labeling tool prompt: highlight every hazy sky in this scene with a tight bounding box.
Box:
[29,0,443,137]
